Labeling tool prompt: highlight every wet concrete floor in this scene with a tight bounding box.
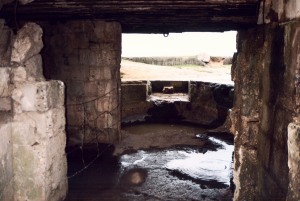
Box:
[65,123,234,201]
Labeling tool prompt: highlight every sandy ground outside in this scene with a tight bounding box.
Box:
[121,59,234,85]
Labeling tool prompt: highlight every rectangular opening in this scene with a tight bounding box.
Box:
[147,80,190,102]
[121,32,236,85]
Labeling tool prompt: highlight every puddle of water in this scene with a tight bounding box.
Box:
[66,125,234,201]
[165,137,234,187]
[120,136,233,188]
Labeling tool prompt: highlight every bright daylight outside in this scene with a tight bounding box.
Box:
[121,32,237,85]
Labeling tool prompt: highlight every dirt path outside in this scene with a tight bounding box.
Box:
[121,59,233,85]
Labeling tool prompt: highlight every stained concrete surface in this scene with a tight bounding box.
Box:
[66,123,233,201]
[148,93,190,103]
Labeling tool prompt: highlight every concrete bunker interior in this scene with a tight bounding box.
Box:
[121,32,235,125]
[1,1,300,201]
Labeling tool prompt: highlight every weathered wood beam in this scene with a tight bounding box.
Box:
[0,0,260,32]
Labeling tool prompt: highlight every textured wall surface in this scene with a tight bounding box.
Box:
[287,123,300,201]
[42,20,122,146]
[121,81,233,126]
[181,81,233,126]
[0,68,14,200]
[0,22,67,201]
[0,21,16,201]
[121,81,151,122]
[0,19,13,66]
[258,0,300,24]
[285,22,300,201]
[1,1,299,200]
[231,22,300,201]
[0,0,259,33]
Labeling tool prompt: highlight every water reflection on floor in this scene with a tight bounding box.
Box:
[65,124,234,201]
[165,137,234,189]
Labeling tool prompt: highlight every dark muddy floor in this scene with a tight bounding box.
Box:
[65,123,234,201]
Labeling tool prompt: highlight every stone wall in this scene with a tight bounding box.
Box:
[121,81,233,126]
[231,0,300,200]
[287,123,300,201]
[0,49,14,200]
[0,20,16,201]
[180,81,233,126]
[0,116,13,201]
[41,20,122,146]
[0,22,67,201]
[284,22,300,201]
[231,22,300,201]
[121,81,152,122]
[258,0,300,24]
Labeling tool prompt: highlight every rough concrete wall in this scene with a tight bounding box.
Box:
[0,20,15,201]
[258,0,300,24]
[231,22,300,201]
[257,2,300,199]
[121,81,152,122]
[0,119,13,201]
[0,64,14,200]
[287,123,300,201]
[0,22,67,201]
[284,22,300,201]
[121,81,233,126]
[41,20,121,146]
[180,81,233,126]
[0,20,13,66]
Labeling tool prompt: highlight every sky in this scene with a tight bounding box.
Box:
[122,31,237,57]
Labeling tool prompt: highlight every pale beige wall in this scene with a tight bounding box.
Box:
[0,22,68,201]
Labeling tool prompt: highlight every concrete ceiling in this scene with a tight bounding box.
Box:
[0,0,260,33]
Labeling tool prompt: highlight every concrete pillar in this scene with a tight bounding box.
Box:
[0,68,13,201]
[12,81,67,201]
[0,20,15,201]
[0,123,13,201]
[232,20,300,201]
[258,0,300,24]
[287,123,300,201]
[10,22,68,201]
[232,1,300,199]
[0,22,68,201]
[232,24,293,200]
[42,20,122,146]
[284,20,300,201]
